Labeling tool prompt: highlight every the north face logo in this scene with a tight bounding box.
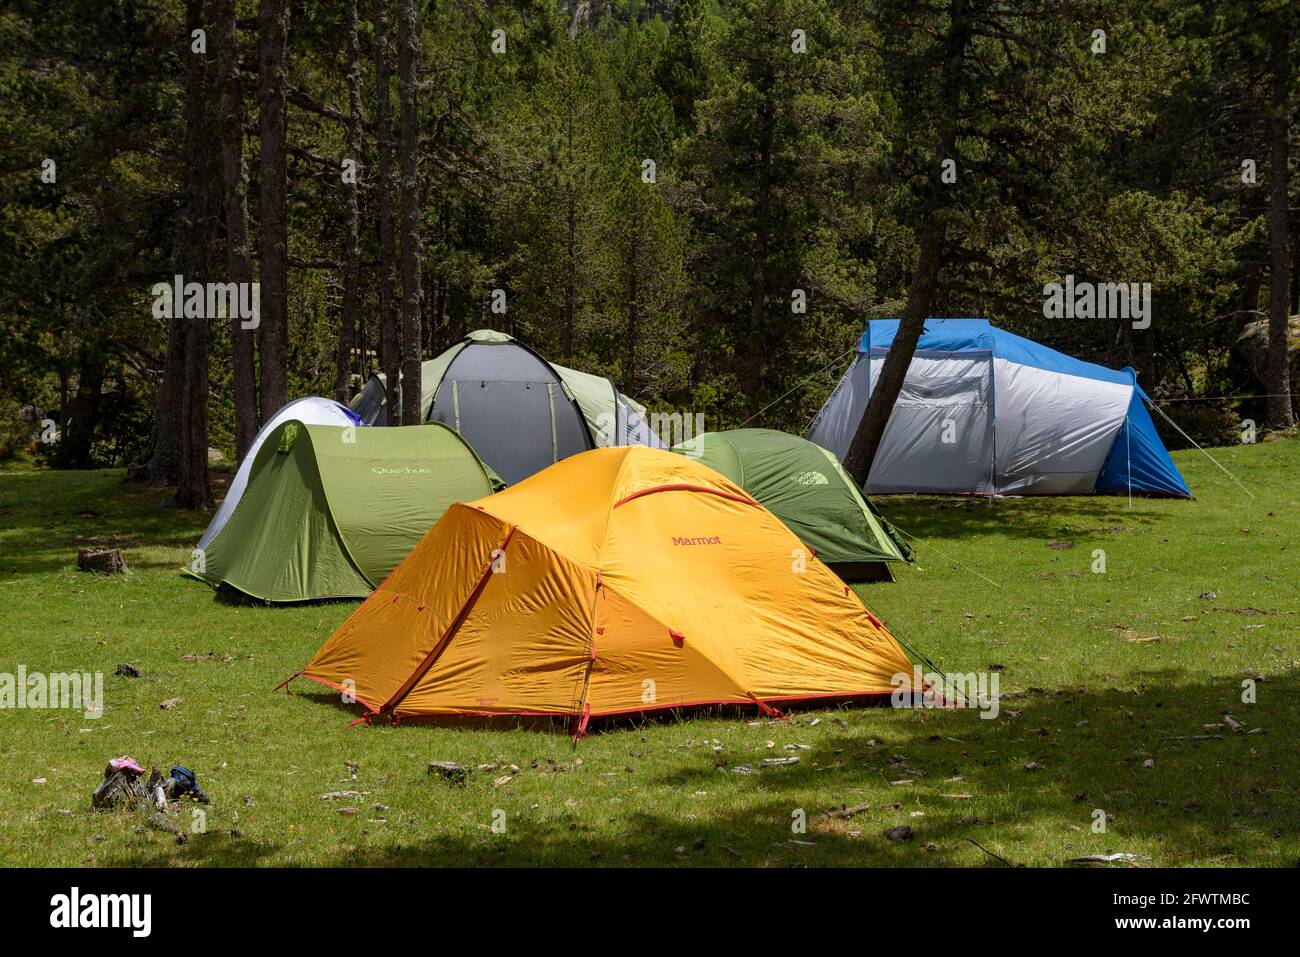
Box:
[791,471,828,486]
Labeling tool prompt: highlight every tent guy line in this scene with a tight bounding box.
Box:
[1146,399,1255,499]
[737,345,857,430]
[885,522,1004,590]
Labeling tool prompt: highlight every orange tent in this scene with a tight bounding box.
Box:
[284,446,914,730]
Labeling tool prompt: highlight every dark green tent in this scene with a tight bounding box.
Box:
[673,428,910,581]
[186,420,503,602]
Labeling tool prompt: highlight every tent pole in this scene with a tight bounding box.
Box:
[1126,415,1132,510]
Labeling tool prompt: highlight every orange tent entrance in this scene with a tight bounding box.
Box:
[282,447,916,730]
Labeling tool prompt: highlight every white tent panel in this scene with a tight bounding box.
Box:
[865,355,995,494]
[808,353,871,460]
[992,359,1131,494]
[808,319,1189,497]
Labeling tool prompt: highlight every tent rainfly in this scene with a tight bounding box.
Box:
[187,420,502,602]
[350,329,661,484]
[281,446,915,729]
[809,319,1191,497]
[673,428,910,581]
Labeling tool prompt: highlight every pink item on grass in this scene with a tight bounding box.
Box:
[107,756,144,776]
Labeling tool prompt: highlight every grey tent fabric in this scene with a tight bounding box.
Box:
[428,342,592,484]
[349,332,596,485]
[809,319,1191,496]
[349,330,665,485]
[350,376,387,427]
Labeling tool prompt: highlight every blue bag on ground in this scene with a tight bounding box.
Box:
[170,765,210,804]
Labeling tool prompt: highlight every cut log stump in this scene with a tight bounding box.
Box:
[427,761,469,784]
[77,547,128,575]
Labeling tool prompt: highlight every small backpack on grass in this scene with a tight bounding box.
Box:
[169,765,210,804]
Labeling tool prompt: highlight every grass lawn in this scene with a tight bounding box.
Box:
[0,436,1295,868]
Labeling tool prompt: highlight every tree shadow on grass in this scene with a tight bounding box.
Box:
[94,669,1299,868]
[876,494,1175,546]
[641,669,1299,867]
[0,469,208,577]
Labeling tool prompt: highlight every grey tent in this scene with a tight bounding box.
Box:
[352,330,661,484]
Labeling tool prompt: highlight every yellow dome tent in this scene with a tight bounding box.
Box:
[282,447,915,731]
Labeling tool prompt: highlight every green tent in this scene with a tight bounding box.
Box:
[672,428,910,581]
[186,420,503,602]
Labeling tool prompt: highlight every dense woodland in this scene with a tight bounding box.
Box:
[1,0,1297,507]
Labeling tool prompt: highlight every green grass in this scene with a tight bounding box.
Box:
[0,437,1296,867]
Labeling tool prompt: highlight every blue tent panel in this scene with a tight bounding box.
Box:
[864,319,1133,386]
[1096,387,1191,497]
[862,318,995,354]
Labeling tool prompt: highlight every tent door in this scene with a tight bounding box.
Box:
[430,378,590,485]
[865,353,995,494]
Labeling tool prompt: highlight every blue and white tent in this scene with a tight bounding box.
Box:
[808,319,1190,497]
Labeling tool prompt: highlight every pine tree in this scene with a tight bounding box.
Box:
[397,0,423,424]
[258,0,291,419]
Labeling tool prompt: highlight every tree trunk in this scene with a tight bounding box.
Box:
[397,0,423,425]
[625,202,642,396]
[137,313,186,484]
[334,0,363,403]
[178,312,212,508]
[214,0,257,461]
[841,221,947,484]
[422,264,435,353]
[177,0,213,510]
[563,96,576,357]
[1265,21,1295,430]
[63,352,105,469]
[841,0,970,486]
[57,367,68,441]
[332,0,364,403]
[1290,217,1299,316]
[375,0,401,423]
[258,0,290,420]
[741,95,773,420]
